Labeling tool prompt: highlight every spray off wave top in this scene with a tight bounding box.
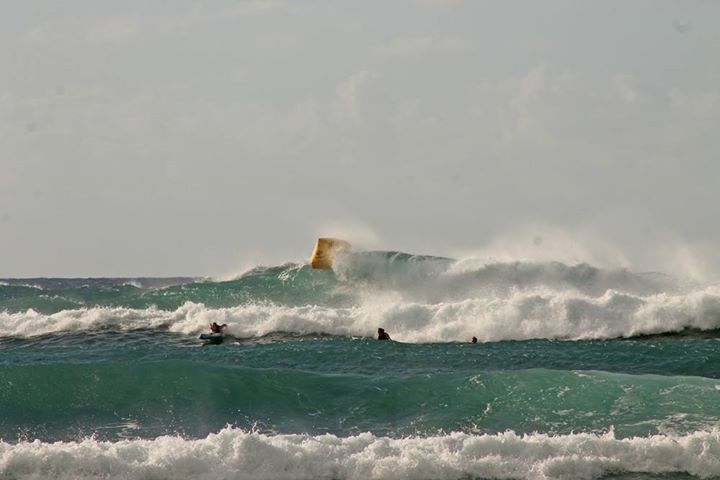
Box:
[1,251,717,341]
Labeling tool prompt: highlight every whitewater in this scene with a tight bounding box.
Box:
[3,251,720,479]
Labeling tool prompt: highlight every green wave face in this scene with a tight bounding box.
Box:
[0,252,681,315]
[3,339,720,442]
[0,252,453,314]
[0,264,347,313]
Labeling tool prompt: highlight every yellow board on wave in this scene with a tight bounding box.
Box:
[310,238,351,269]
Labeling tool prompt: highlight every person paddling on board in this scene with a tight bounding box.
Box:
[377,328,391,340]
[209,322,227,333]
[471,336,478,343]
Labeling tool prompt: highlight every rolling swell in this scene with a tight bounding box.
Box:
[2,358,720,441]
[4,333,720,382]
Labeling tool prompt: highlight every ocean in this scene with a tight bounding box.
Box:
[2,251,720,479]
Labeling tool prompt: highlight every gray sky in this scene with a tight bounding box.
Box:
[2,0,719,277]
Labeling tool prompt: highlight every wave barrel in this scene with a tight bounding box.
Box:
[310,238,351,269]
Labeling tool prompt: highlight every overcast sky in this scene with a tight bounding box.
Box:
[2,0,719,277]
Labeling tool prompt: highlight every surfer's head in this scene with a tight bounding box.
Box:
[377,328,391,340]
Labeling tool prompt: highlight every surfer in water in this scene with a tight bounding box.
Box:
[471,336,478,343]
[377,328,391,340]
[209,322,227,333]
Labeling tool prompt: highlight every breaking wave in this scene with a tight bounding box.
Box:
[0,253,717,341]
[2,287,720,341]
[4,427,720,480]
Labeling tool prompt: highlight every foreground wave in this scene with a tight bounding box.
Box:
[3,427,720,480]
[3,358,720,440]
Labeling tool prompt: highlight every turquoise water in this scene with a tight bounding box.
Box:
[2,252,720,479]
[3,334,720,442]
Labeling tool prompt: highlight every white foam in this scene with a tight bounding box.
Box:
[1,259,719,341]
[0,282,43,290]
[2,427,720,480]
[3,284,720,342]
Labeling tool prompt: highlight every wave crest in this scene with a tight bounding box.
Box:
[3,284,720,341]
[2,255,718,341]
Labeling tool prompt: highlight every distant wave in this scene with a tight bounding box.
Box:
[1,253,717,341]
[333,252,685,299]
[0,255,689,314]
[4,427,720,480]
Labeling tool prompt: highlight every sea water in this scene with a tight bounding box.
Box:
[2,251,720,479]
